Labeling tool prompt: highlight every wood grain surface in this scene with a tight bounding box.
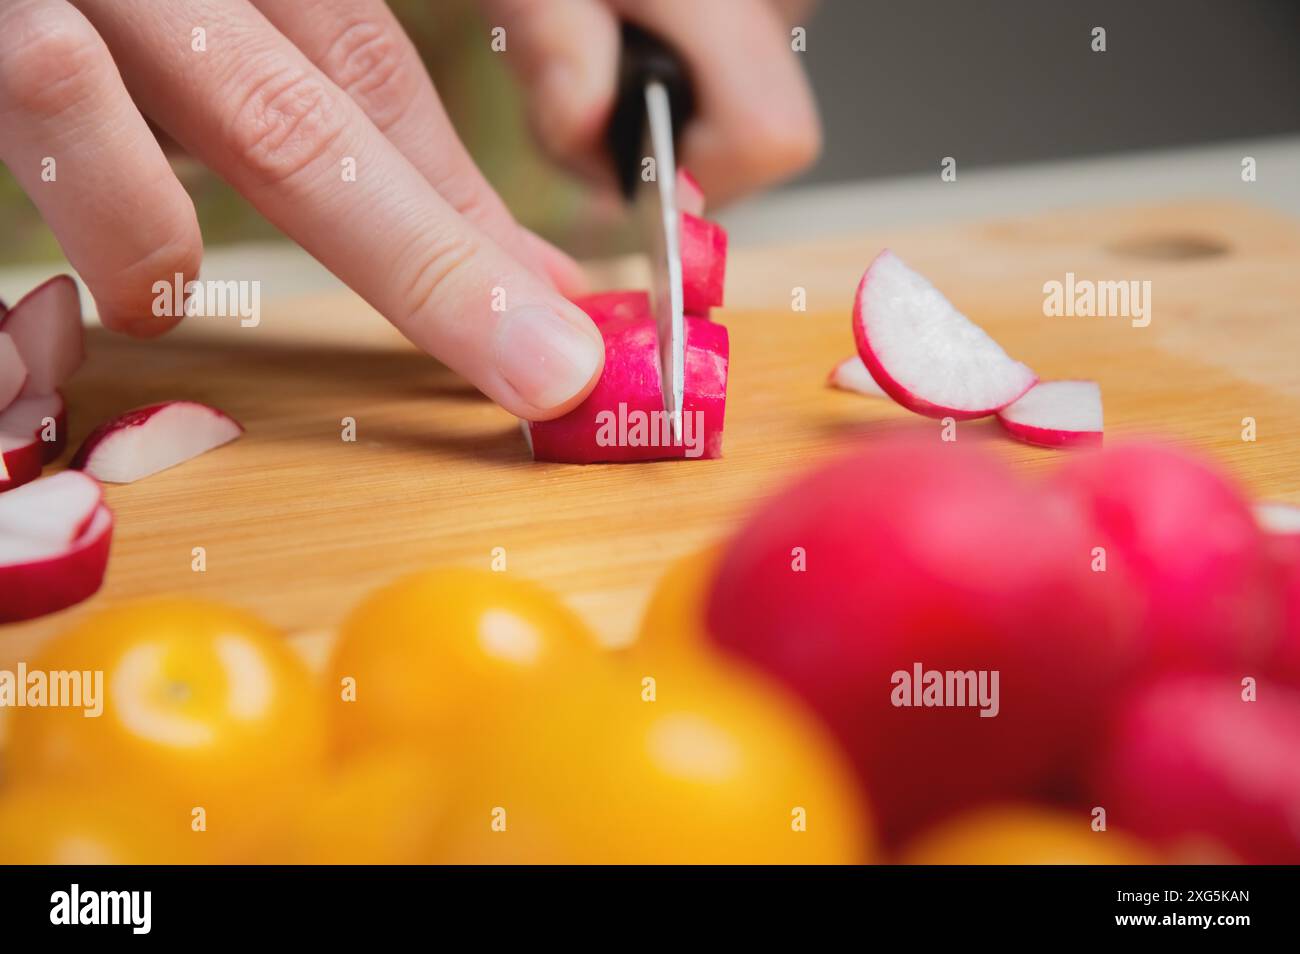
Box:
[3,199,1298,665]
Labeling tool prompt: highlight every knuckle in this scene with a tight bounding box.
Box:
[224,63,348,186]
[0,4,106,120]
[398,230,483,327]
[319,20,418,133]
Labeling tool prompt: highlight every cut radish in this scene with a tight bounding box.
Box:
[0,431,42,492]
[853,250,1036,419]
[70,401,244,483]
[0,391,68,467]
[527,312,728,464]
[0,469,102,543]
[0,275,84,397]
[680,213,727,315]
[0,331,28,409]
[572,290,651,327]
[826,355,886,397]
[997,380,1103,448]
[677,167,705,217]
[0,502,113,623]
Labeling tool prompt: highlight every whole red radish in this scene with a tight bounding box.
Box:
[1255,503,1300,683]
[1052,443,1280,673]
[1091,673,1300,863]
[704,437,1137,843]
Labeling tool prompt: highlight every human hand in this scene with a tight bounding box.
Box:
[0,0,603,420]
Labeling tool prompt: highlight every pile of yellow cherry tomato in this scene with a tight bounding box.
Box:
[0,556,1157,863]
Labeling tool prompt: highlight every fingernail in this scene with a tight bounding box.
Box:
[496,305,603,410]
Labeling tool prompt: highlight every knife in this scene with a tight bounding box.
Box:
[607,24,696,445]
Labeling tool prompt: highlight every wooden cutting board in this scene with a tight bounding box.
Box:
[4,199,1299,664]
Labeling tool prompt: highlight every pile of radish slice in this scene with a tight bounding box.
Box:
[833,250,1104,448]
[1,275,244,622]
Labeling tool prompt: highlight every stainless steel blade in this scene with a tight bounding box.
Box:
[639,79,685,445]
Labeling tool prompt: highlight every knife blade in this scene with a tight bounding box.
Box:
[607,24,695,447]
[641,80,685,444]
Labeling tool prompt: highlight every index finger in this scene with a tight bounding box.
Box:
[71,0,602,418]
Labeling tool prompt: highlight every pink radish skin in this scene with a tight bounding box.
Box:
[0,469,102,543]
[1092,675,1300,863]
[680,213,727,315]
[71,400,244,483]
[1256,502,1300,683]
[0,332,28,409]
[0,392,65,491]
[705,438,1138,844]
[676,167,705,216]
[1052,443,1281,672]
[571,291,651,327]
[0,275,84,398]
[826,355,886,397]
[0,503,113,623]
[997,380,1103,449]
[527,312,728,464]
[853,251,1036,420]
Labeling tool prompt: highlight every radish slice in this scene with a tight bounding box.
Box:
[1,391,68,466]
[0,469,102,543]
[853,250,1036,419]
[0,502,113,623]
[826,355,886,397]
[572,291,650,327]
[677,168,705,216]
[527,313,728,464]
[70,400,244,483]
[680,213,727,314]
[997,380,1103,448]
[0,275,84,397]
[0,431,42,491]
[1256,502,1300,537]
[0,332,28,409]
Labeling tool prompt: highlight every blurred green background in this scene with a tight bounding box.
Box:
[0,0,623,267]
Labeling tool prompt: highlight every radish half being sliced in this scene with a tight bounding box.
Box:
[0,275,84,397]
[680,213,727,315]
[852,250,1036,419]
[0,502,113,623]
[997,380,1103,448]
[677,168,706,217]
[827,355,886,397]
[71,400,244,483]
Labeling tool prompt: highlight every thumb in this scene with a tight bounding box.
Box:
[480,0,620,174]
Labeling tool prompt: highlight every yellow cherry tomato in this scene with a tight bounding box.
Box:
[899,805,1160,864]
[633,544,723,657]
[278,748,445,864]
[0,785,210,864]
[326,567,601,756]
[429,660,873,864]
[7,598,325,848]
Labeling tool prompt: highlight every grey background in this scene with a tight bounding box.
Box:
[797,0,1300,183]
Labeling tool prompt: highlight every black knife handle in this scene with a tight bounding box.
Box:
[606,22,696,201]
